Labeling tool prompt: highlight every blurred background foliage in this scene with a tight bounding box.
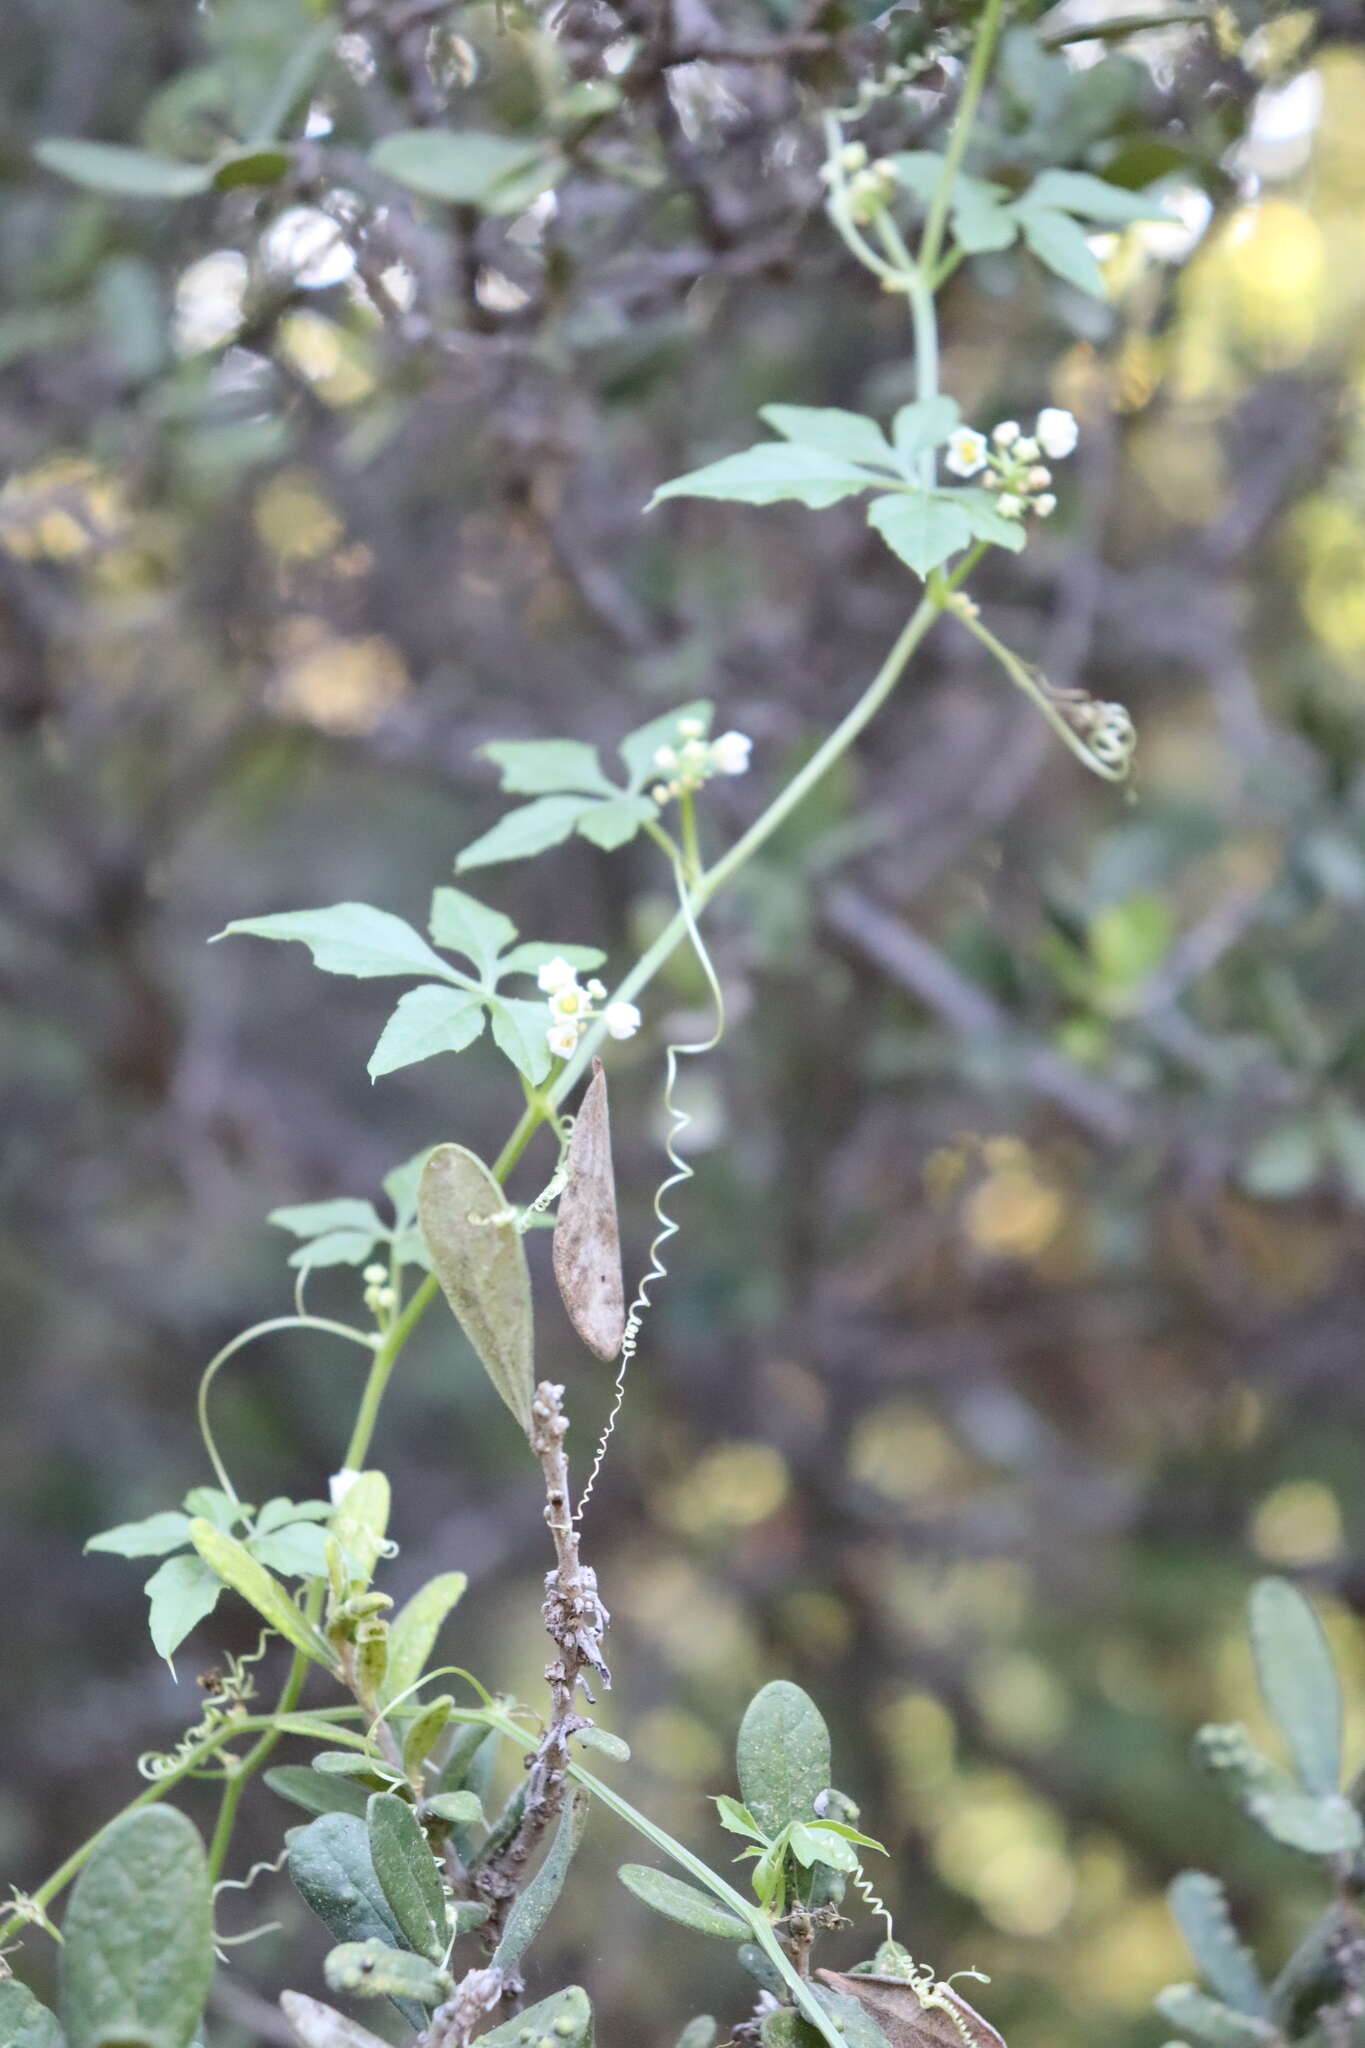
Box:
[3,1,1365,2044]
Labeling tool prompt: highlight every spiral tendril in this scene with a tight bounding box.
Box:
[575,866,725,1523]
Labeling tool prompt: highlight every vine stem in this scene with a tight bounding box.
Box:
[917,0,1007,281]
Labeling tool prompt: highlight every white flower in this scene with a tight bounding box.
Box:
[677,716,706,739]
[1034,493,1057,518]
[1035,408,1079,459]
[945,427,988,478]
[329,1468,361,1506]
[362,1263,387,1285]
[604,1001,641,1040]
[710,730,752,776]
[650,783,672,806]
[536,956,578,994]
[992,419,1021,448]
[1014,436,1040,462]
[653,744,678,771]
[549,983,587,1019]
[997,493,1024,518]
[547,1021,581,1059]
[586,979,607,1000]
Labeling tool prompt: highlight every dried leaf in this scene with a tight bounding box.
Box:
[552,1061,625,1361]
[419,1143,535,1435]
[816,1970,1008,2048]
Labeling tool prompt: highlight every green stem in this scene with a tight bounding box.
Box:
[679,789,702,887]
[917,0,1007,280]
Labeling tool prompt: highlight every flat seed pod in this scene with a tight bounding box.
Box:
[816,1970,1008,2048]
[553,1060,626,1361]
[418,1143,534,1436]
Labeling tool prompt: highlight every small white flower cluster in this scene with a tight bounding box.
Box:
[819,141,899,226]
[362,1263,396,1319]
[650,715,752,807]
[945,408,1079,521]
[538,955,641,1061]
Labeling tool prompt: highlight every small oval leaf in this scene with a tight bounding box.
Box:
[1248,1577,1343,1796]
[617,1865,748,1940]
[59,1808,212,2048]
[366,1793,446,1962]
[736,1681,832,1838]
[418,1144,535,1435]
[553,1062,626,1361]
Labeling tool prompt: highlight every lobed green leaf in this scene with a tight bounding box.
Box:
[867,492,973,578]
[368,985,487,1079]
[213,904,455,982]
[649,442,881,511]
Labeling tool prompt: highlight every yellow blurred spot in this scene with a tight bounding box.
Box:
[847,1402,968,1505]
[614,1557,757,1682]
[271,616,408,735]
[932,1770,1074,1936]
[663,1441,789,1536]
[879,1690,956,1803]
[1250,1480,1343,1566]
[255,472,344,561]
[969,1650,1070,1753]
[1292,495,1365,658]
[278,310,375,406]
[633,1707,723,1781]
[1068,1892,1189,2010]
[923,1144,967,1209]
[0,454,125,561]
[778,1590,852,1663]
[1128,419,1226,529]
[964,1163,1064,1261]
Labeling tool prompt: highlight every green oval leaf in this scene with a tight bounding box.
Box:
[59,1809,212,2048]
[418,1144,535,1435]
[188,1520,336,1669]
[736,1681,831,1838]
[34,140,214,199]
[366,1794,446,1962]
[212,146,291,190]
[1168,1873,1269,2019]
[1249,1577,1343,1795]
[382,1571,469,1705]
[287,1815,426,2030]
[475,1988,593,2046]
[265,1766,372,1821]
[324,1939,449,2005]
[1154,1986,1276,2047]
[369,131,550,210]
[0,1980,67,2048]
[494,1787,589,1971]
[617,1865,748,1940]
